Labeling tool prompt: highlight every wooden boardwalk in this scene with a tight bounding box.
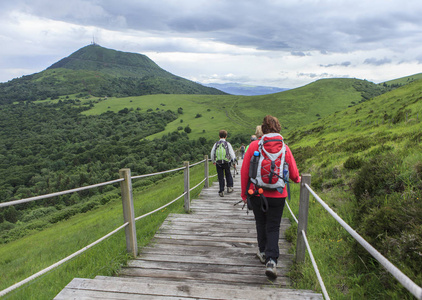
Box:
[55,163,323,299]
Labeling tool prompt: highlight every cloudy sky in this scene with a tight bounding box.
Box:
[1,0,422,88]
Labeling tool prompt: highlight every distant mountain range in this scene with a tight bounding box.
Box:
[0,44,225,104]
[203,82,289,96]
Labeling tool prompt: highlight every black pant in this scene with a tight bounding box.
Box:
[250,196,286,264]
[216,162,233,193]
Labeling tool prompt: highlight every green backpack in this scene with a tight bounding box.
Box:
[215,140,230,162]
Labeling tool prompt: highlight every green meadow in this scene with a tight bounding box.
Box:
[82,78,379,140]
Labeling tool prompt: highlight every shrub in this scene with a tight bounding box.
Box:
[22,207,57,222]
[343,156,363,170]
[0,221,15,231]
[415,161,422,179]
[352,153,403,202]
[184,125,191,133]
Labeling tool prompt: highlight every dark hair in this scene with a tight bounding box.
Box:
[261,115,281,134]
[219,130,227,138]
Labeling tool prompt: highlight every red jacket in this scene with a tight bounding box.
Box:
[241,134,300,201]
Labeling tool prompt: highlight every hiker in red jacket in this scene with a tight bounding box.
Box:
[240,115,301,279]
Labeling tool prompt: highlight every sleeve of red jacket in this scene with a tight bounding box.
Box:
[285,145,300,183]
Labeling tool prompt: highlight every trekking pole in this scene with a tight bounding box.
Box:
[234,200,248,212]
[287,181,291,201]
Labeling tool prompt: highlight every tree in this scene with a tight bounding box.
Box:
[184,125,191,133]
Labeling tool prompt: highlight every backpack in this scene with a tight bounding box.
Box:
[214,140,231,163]
[249,134,287,192]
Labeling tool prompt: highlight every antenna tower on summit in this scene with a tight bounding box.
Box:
[91,35,98,45]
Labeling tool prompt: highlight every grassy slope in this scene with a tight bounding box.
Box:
[283,79,422,299]
[382,72,422,87]
[83,78,371,140]
[48,44,172,78]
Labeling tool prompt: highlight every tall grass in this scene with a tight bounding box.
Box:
[0,162,217,299]
[283,80,422,299]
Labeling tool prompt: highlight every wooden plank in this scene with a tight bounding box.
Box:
[132,252,293,268]
[94,275,320,295]
[139,243,291,255]
[118,268,291,286]
[57,277,322,299]
[157,224,291,238]
[152,233,289,245]
[127,260,267,275]
[56,289,192,299]
[150,236,292,251]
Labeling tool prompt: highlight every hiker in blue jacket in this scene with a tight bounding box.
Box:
[210,130,236,197]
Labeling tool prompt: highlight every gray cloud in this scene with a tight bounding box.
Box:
[4,0,422,54]
[320,61,351,68]
[291,51,306,57]
[297,72,350,79]
[364,57,392,66]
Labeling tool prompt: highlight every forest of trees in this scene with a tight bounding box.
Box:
[0,100,222,242]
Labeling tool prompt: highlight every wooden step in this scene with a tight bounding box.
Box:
[55,276,323,299]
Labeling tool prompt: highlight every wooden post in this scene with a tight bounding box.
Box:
[184,161,190,213]
[296,174,311,263]
[119,168,138,257]
[204,155,209,188]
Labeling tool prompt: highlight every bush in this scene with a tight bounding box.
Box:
[0,221,15,231]
[22,206,57,222]
[184,125,191,133]
[343,156,363,170]
[352,153,403,202]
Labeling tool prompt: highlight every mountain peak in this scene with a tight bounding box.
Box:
[47,44,168,78]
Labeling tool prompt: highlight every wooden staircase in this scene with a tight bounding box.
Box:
[55,163,323,299]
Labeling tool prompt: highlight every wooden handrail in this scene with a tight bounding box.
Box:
[296,174,422,300]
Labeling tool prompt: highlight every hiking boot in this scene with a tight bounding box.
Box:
[256,251,266,264]
[219,191,224,197]
[227,187,234,193]
[265,259,277,279]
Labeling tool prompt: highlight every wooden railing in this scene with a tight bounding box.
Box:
[3,161,420,299]
[292,174,422,300]
[0,156,215,297]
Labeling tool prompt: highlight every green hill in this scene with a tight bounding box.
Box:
[284,79,422,299]
[0,45,225,104]
[81,78,388,140]
[381,72,422,88]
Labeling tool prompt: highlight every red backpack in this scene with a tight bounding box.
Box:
[249,133,287,193]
